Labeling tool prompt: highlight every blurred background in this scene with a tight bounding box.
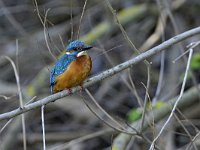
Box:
[0,0,200,149]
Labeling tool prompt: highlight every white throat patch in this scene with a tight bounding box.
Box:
[77,51,87,57]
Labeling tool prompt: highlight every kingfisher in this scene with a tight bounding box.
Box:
[50,40,92,94]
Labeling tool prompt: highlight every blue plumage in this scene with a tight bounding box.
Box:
[50,40,92,94]
[67,40,92,51]
[50,51,78,94]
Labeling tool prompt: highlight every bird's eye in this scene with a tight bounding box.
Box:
[76,47,81,51]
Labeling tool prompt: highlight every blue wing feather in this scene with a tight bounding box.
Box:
[50,54,76,94]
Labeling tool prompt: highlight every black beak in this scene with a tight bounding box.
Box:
[83,46,93,50]
[77,46,92,53]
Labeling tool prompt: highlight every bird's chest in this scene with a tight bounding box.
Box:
[55,55,92,90]
[69,55,92,75]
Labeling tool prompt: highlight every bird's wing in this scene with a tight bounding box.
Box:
[50,55,75,94]
[50,67,56,94]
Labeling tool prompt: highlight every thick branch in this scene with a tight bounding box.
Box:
[0,26,200,121]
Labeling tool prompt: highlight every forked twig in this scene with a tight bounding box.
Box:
[149,47,194,150]
[77,0,88,39]
[0,26,199,120]
[34,0,56,60]
[83,88,137,135]
[1,54,27,150]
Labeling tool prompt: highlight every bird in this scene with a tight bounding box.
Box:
[50,40,92,94]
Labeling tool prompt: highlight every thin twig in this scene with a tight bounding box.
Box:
[149,47,194,150]
[94,44,143,106]
[33,0,44,24]
[0,26,199,120]
[70,0,74,41]
[174,114,198,150]
[139,16,167,52]
[1,55,27,150]
[152,51,165,104]
[58,34,65,50]
[176,108,200,133]
[105,0,152,108]
[84,89,137,135]
[77,0,88,39]
[0,95,15,100]
[17,41,27,150]
[0,0,28,36]
[163,0,200,98]
[41,105,46,150]
[112,84,200,150]
[128,68,143,107]
[186,131,200,150]
[140,64,151,132]
[43,9,56,60]
[151,2,167,103]
[92,44,123,59]
[15,39,19,73]
[0,96,37,134]
[0,119,13,134]
[2,98,35,135]
[105,0,138,53]
[49,129,113,150]
[34,0,56,60]
[173,41,200,63]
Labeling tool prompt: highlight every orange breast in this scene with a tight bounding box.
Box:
[53,54,92,93]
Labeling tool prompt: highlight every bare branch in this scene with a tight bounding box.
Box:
[149,47,194,149]
[77,0,88,39]
[1,55,27,150]
[49,129,113,150]
[84,89,137,135]
[112,84,200,150]
[41,105,46,150]
[0,26,200,121]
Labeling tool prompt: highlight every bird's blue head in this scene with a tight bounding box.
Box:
[66,40,92,52]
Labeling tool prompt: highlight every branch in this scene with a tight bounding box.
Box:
[112,84,200,150]
[80,4,147,44]
[0,26,200,121]
[50,84,200,150]
[149,46,193,149]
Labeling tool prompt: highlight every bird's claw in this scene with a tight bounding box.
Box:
[65,88,72,95]
[80,85,84,91]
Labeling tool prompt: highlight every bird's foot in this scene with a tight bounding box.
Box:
[65,88,72,95]
[79,85,84,91]
[77,85,84,95]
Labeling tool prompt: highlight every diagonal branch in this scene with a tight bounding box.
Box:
[0,26,200,121]
[112,84,200,150]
